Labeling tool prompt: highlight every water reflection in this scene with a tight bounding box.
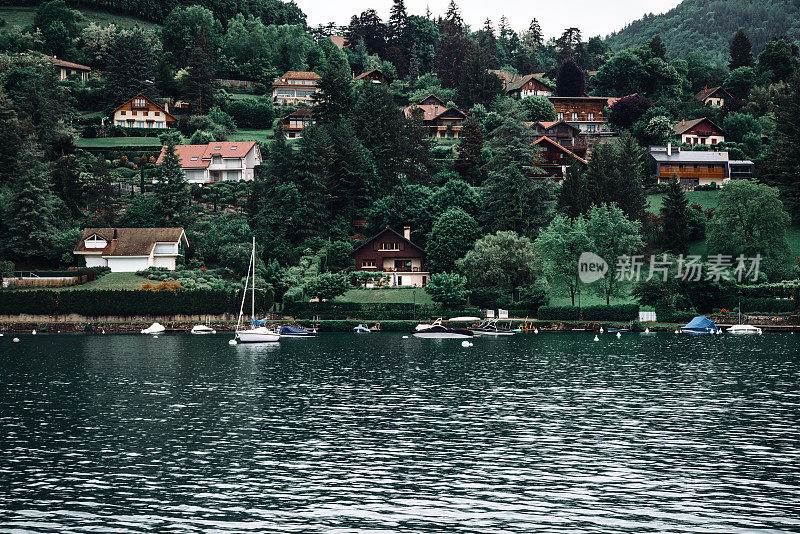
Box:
[0,332,799,532]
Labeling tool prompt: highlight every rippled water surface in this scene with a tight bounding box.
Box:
[1,332,800,533]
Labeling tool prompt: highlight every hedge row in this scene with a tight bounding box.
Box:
[0,288,241,316]
[296,320,419,332]
[284,301,481,320]
[537,305,640,321]
[720,297,797,313]
[654,308,698,324]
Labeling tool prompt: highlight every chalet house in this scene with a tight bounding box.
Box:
[695,86,732,108]
[529,120,586,152]
[548,96,608,133]
[112,94,177,129]
[45,54,90,81]
[488,69,520,91]
[404,94,468,139]
[648,144,757,187]
[354,69,390,86]
[506,74,554,98]
[157,141,262,183]
[279,108,314,139]
[533,136,587,179]
[270,71,321,105]
[673,117,725,146]
[73,228,188,272]
[349,226,429,287]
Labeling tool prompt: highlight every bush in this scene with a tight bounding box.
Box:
[283,301,480,320]
[537,306,581,320]
[537,304,639,321]
[0,260,14,278]
[226,97,276,129]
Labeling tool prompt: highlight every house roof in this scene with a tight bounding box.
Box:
[403,104,467,121]
[649,147,729,164]
[156,141,258,168]
[73,228,187,257]
[349,226,424,257]
[329,35,347,49]
[111,93,176,121]
[673,117,725,135]
[44,54,90,71]
[418,94,446,106]
[533,136,587,164]
[695,86,731,101]
[274,71,321,82]
[533,119,582,132]
[354,69,386,81]
[507,74,555,92]
[281,107,314,121]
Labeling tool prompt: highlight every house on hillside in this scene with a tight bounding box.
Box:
[354,69,390,86]
[73,228,188,272]
[673,117,725,146]
[278,108,314,139]
[44,54,91,81]
[548,96,609,133]
[349,226,429,287]
[649,144,743,187]
[404,94,468,139]
[329,35,348,49]
[533,136,587,179]
[488,69,521,91]
[156,141,262,183]
[529,120,586,152]
[270,71,321,105]
[506,74,554,98]
[112,93,177,129]
[695,86,732,108]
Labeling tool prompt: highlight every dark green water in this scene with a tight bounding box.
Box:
[1,332,799,532]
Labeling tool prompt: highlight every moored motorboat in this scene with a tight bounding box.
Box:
[141,322,166,334]
[191,324,216,334]
[727,324,762,335]
[413,318,474,339]
[353,324,371,333]
[278,325,317,338]
[470,318,515,336]
[679,316,719,335]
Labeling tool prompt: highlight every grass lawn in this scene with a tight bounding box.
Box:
[335,288,434,305]
[548,293,636,307]
[0,6,156,29]
[75,137,162,148]
[76,272,147,290]
[647,190,720,214]
[228,128,274,144]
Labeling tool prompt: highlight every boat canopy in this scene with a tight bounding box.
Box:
[252,318,268,326]
[682,316,717,332]
[278,325,311,334]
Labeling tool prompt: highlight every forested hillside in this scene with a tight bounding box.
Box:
[0,0,305,25]
[606,0,800,64]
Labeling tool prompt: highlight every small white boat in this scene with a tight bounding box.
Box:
[191,324,216,334]
[727,324,762,335]
[233,237,280,344]
[141,322,166,334]
[353,324,371,333]
[413,318,474,339]
[470,318,515,336]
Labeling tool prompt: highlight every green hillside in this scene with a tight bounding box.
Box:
[0,5,155,28]
[605,0,800,64]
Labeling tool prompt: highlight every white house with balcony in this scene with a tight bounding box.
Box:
[270,71,321,105]
[73,228,188,272]
[156,141,262,183]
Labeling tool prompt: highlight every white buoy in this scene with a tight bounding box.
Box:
[0,333,4,337]
[469,342,474,347]
[461,340,470,347]
[228,339,237,345]
[101,329,105,334]
[402,335,409,339]
[675,329,680,334]
[533,328,539,334]
[593,335,599,342]
[31,329,36,335]
[616,331,621,339]
[599,327,604,333]
[13,337,20,343]
[153,335,158,339]
[644,328,650,334]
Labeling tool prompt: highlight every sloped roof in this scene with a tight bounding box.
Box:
[403,104,467,121]
[507,74,555,92]
[695,86,731,101]
[44,54,90,71]
[533,136,587,164]
[354,69,386,81]
[673,117,725,135]
[533,119,582,132]
[329,35,347,49]
[349,226,424,257]
[74,228,187,257]
[649,147,729,164]
[275,71,321,81]
[281,107,314,121]
[111,93,176,121]
[156,141,258,168]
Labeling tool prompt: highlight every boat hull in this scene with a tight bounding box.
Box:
[413,331,474,339]
[470,329,514,336]
[236,328,280,343]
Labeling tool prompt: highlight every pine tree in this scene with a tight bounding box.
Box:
[0,87,24,186]
[104,29,155,108]
[312,63,355,125]
[584,142,618,206]
[184,27,216,115]
[648,35,667,60]
[729,29,754,70]
[557,159,589,217]
[661,176,690,254]
[408,44,420,81]
[556,59,586,97]
[763,71,800,222]
[453,117,484,185]
[388,0,408,47]
[525,18,543,52]
[6,137,57,260]
[457,45,503,107]
[613,132,647,222]
[154,133,190,224]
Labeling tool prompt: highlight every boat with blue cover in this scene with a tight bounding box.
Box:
[679,316,719,335]
[278,325,317,338]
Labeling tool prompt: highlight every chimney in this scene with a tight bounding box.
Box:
[403,226,411,241]
[667,142,672,156]
[682,119,685,125]
[112,228,118,240]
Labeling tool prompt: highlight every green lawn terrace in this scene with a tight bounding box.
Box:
[0,5,157,29]
[335,288,434,306]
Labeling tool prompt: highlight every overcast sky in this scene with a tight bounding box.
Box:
[296,0,683,39]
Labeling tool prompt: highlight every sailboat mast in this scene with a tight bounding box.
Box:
[251,236,256,321]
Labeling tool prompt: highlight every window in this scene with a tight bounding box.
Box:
[132,111,137,116]
[133,97,146,107]
[571,112,578,120]
[394,259,412,270]
[154,111,160,116]
[120,111,126,115]
[230,145,237,150]
[378,242,400,251]
[588,113,594,121]
[362,259,376,268]
[587,124,597,133]
[557,112,564,120]
[190,156,199,161]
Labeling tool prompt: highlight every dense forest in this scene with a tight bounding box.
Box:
[606,0,800,64]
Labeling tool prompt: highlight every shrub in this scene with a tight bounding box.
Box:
[0,260,14,278]
[537,304,639,321]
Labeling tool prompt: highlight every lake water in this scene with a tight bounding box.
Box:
[1,332,799,533]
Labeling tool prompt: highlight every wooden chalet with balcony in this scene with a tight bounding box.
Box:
[548,96,609,133]
[404,94,468,139]
[533,136,587,178]
[354,69,390,86]
[695,86,732,108]
[673,117,725,146]
[506,74,554,98]
[112,94,176,129]
[270,71,321,105]
[650,144,730,187]
[278,108,314,139]
[349,226,429,287]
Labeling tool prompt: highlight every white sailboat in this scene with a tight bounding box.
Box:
[727,299,762,335]
[234,237,280,343]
